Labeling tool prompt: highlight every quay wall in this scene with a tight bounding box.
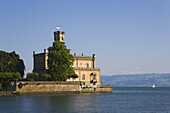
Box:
[4,81,112,94]
[15,81,81,93]
[0,91,15,96]
[81,85,112,93]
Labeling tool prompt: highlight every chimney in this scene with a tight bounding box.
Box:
[92,54,96,68]
[93,54,96,58]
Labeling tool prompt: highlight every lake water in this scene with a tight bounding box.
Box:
[1,87,170,113]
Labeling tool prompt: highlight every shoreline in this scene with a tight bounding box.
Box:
[0,91,112,96]
[0,81,112,96]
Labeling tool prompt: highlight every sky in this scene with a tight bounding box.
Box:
[0,0,170,76]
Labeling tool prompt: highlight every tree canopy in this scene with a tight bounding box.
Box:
[42,74,51,81]
[0,51,25,78]
[0,72,21,82]
[26,72,39,81]
[47,41,78,81]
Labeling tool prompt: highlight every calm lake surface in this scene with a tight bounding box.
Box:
[1,87,170,113]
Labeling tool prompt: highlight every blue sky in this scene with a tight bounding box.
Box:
[0,0,170,75]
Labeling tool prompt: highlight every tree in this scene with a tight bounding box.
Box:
[26,72,39,81]
[0,72,21,82]
[67,68,78,79]
[0,51,25,78]
[13,72,22,81]
[9,51,25,78]
[47,41,78,81]
[42,74,51,81]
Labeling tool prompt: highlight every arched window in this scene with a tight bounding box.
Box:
[86,63,89,68]
[82,74,85,80]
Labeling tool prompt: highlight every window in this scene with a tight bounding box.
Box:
[82,74,85,80]
[86,63,89,68]
[93,75,96,80]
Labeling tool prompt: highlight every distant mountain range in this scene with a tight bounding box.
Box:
[101,73,170,87]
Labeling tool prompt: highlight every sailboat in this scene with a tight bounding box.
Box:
[152,84,156,88]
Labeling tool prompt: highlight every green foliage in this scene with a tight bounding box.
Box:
[68,70,78,78]
[0,72,21,82]
[1,81,11,91]
[18,83,23,89]
[13,72,22,81]
[0,72,21,91]
[0,51,25,78]
[15,91,22,96]
[26,72,39,81]
[42,74,51,81]
[18,82,29,89]
[20,78,28,81]
[0,83,2,91]
[70,74,78,78]
[47,41,78,81]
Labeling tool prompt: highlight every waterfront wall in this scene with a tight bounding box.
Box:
[6,81,112,94]
[0,91,15,96]
[15,81,81,93]
[81,85,112,93]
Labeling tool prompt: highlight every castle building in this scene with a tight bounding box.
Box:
[33,31,100,87]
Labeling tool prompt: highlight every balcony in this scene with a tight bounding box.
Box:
[90,79,97,83]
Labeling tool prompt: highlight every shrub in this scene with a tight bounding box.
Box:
[0,72,21,82]
[1,82,11,91]
[26,72,39,81]
[42,74,51,81]
[18,83,23,89]
[0,83,3,91]
[15,91,22,96]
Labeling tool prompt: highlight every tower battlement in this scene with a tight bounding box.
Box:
[54,31,65,42]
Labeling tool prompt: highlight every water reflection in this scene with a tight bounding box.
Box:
[0,94,103,113]
[1,89,170,113]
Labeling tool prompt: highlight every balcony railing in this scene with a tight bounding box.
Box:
[90,79,97,83]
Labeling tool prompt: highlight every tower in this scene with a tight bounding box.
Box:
[54,31,65,42]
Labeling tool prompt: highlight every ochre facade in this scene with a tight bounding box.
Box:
[33,31,101,87]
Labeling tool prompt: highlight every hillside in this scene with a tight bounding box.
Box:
[101,73,170,87]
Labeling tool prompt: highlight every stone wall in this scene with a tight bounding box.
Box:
[5,81,112,94]
[81,85,112,93]
[15,81,81,93]
[95,87,112,93]
[0,91,15,96]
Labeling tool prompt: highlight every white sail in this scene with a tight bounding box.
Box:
[152,84,156,88]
